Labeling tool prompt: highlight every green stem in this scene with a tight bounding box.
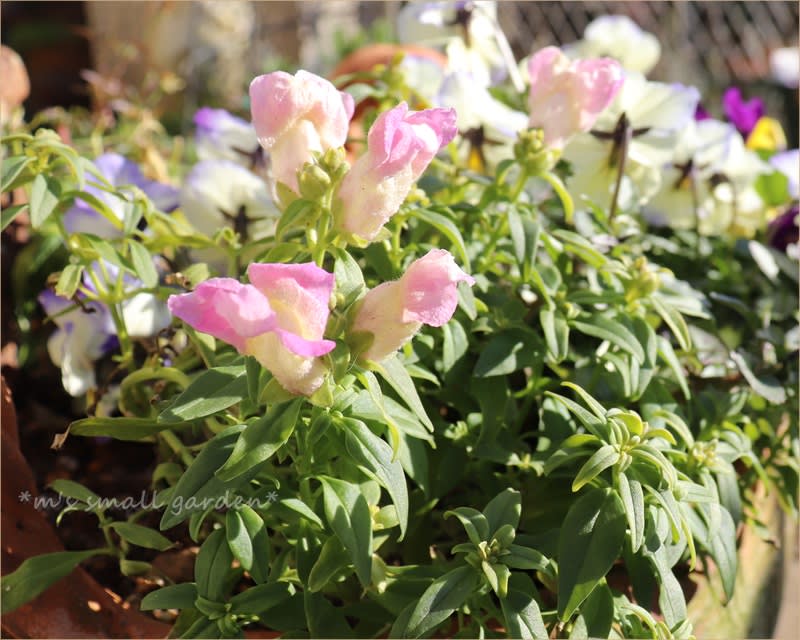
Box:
[541,172,575,225]
[508,169,530,203]
[160,429,195,468]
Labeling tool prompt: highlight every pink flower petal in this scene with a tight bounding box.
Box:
[400,249,475,326]
[247,262,334,342]
[167,278,275,352]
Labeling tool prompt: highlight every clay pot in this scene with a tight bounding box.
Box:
[1,377,171,639]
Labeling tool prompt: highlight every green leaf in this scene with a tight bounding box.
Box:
[540,307,569,362]
[159,365,247,423]
[54,264,83,299]
[140,582,198,611]
[557,488,626,620]
[569,581,614,639]
[551,229,607,268]
[308,536,352,592]
[416,208,470,271]
[68,416,189,441]
[482,561,510,598]
[572,315,646,364]
[1,155,33,192]
[656,336,690,400]
[373,355,433,431]
[503,544,550,571]
[127,239,159,288]
[1,549,105,614]
[444,507,490,546]
[332,247,365,307]
[225,510,253,570]
[303,589,354,638]
[195,528,233,601]
[705,503,737,601]
[441,320,469,373]
[237,505,271,583]
[501,583,548,640]
[110,522,173,551]
[229,581,292,615]
[754,168,790,206]
[339,417,409,539]
[49,478,100,504]
[729,350,787,405]
[319,476,373,587]
[216,399,302,482]
[561,382,608,421]
[617,473,645,553]
[650,295,692,351]
[483,488,521,536]
[159,424,246,530]
[119,559,152,576]
[474,329,542,377]
[394,566,480,638]
[544,391,606,439]
[1,203,28,231]
[277,498,324,529]
[29,173,62,228]
[572,444,620,491]
[275,199,316,240]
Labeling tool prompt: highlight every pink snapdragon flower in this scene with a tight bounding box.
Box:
[527,46,623,150]
[249,70,355,193]
[351,249,474,362]
[168,263,335,396]
[336,102,457,241]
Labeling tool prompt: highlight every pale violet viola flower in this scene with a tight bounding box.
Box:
[38,290,117,397]
[180,159,280,242]
[396,1,522,90]
[64,152,179,237]
[351,249,475,362]
[193,107,260,167]
[336,103,457,241]
[249,70,354,195]
[527,46,623,150]
[769,149,799,200]
[38,260,171,396]
[562,72,700,211]
[167,263,335,396]
[436,70,528,171]
[83,260,172,338]
[564,15,661,75]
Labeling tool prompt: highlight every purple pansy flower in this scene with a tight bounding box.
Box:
[64,153,179,237]
[722,87,764,137]
[694,103,711,121]
[767,205,799,253]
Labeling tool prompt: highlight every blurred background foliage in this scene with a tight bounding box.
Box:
[2,1,797,142]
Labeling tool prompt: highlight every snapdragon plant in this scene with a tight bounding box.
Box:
[2,10,797,640]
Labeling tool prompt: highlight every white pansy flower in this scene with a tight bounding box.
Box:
[644,119,736,229]
[180,159,280,242]
[396,1,521,90]
[437,71,528,171]
[565,15,661,75]
[563,72,699,212]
